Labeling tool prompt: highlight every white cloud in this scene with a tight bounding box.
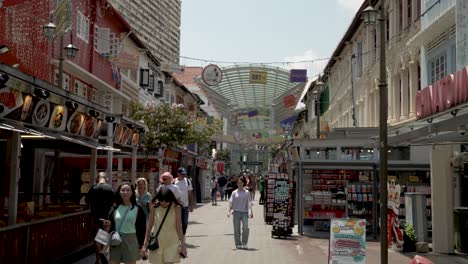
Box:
[337,0,364,12]
[284,49,329,79]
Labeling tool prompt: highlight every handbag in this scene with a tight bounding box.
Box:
[148,202,172,251]
[110,205,131,246]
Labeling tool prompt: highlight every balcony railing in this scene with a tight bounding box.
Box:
[421,0,456,31]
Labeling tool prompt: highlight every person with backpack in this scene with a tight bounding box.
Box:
[174,167,194,235]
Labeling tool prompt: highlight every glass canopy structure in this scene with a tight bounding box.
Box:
[197,64,306,145]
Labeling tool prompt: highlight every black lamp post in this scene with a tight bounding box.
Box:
[43,20,79,90]
[363,3,388,264]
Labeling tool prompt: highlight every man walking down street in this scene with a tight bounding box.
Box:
[218,173,228,201]
[225,175,238,200]
[175,167,195,235]
[86,172,114,264]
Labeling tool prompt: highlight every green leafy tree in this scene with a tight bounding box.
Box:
[216,148,231,162]
[129,102,223,152]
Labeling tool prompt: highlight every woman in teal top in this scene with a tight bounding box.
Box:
[136,178,152,220]
[104,183,146,264]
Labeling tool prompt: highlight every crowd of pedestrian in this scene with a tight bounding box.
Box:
[86,169,266,263]
[86,167,194,264]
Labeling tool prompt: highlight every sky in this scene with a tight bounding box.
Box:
[180,0,365,78]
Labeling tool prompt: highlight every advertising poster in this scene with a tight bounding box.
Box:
[329,218,366,264]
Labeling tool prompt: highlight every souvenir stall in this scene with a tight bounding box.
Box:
[297,160,431,242]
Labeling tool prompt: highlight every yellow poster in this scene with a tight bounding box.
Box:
[250,71,267,84]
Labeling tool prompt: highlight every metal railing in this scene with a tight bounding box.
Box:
[0,210,93,264]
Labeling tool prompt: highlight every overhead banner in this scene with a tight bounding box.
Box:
[329,218,366,264]
[283,94,296,108]
[250,71,267,84]
[289,69,307,82]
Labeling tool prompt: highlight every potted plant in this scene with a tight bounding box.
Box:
[402,223,417,252]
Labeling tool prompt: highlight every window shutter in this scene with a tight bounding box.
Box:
[140,69,149,86]
[155,79,164,97]
[77,13,82,37]
[94,26,99,51]
[147,75,155,92]
[98,28,110,54]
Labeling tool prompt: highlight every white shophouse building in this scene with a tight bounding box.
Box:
[300,0,467,254]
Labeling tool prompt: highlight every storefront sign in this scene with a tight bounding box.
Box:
[329,218,366,264]
[81,115,97,137]
[216,162,224,173]
[164,148,181,161]
[250,71,267,84]
[114,123,124,143]
[415,66,468,119]
[202,64,223,86]
[49,105,67,131]
[0,87,23,118]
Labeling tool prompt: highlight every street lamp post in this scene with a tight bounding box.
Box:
[363,3,388,264]
[43,21,79,90]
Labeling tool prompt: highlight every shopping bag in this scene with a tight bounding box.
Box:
[216,191,221,198]
[94,229,110,245]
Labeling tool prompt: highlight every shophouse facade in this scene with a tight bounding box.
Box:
[296,0,468,255]
[402,0,465,254]
[294,0,440,245]
[0,0,163,262]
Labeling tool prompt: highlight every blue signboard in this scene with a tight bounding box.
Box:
[290,69,307,82]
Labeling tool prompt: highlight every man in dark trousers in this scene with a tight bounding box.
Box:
[217,173,228,201]
[225,175,238,200]
[86,172,115,264]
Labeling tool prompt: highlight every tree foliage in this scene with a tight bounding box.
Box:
[215,148,231,162]
[129,102,222,152]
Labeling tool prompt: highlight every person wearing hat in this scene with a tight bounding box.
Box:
[174,167,194,235]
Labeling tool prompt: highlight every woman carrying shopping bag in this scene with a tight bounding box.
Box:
[103,182,147,264]
[141,186,187,263]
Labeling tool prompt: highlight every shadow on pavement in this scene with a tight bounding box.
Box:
[188,221,203,224]
[185,243,199,249]
[185,234,208,238]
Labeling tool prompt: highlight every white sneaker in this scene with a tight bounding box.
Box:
[242,244,248,249]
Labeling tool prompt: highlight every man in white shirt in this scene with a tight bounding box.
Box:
[174,167,194,235]
[157,172,182,202]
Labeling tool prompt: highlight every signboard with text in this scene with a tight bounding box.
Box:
[328,218,366,264]
[250,71,267,84]
[289,69,307,82]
